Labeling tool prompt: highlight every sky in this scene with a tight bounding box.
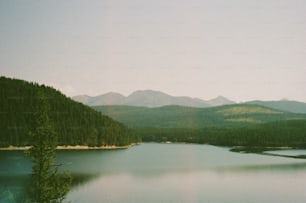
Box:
[1,0,306,102]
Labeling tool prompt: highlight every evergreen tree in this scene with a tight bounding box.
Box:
[27,92,71,203]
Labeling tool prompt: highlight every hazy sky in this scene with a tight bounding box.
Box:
[1,0,306,102]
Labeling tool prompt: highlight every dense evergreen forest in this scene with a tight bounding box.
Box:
[94,103,306,148]
[135,119,306,147]
[0,76,140,147]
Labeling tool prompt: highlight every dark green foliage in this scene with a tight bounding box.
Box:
[93,105,306,128]
[0,76,139,147]
[135,120,306,148]
[27,93,71,203]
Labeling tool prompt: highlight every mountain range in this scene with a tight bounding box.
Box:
[73,90,306,114]
[72,90,235,107]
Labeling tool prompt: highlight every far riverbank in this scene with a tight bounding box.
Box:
[0,143,139,151]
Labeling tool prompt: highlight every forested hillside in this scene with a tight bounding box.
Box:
[94,104,306,148]
[93,105,306,128]
[0,76,139,147]
[136,119,306,147]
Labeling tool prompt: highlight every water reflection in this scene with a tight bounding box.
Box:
[0,173,98,203]
[67,168,306,203]
[1,144,306,203]
[4,167,305,203]
[70,173,100,188]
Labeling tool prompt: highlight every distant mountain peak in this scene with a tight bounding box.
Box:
[215,95,228,99]
[128,89,169,97]
[72,90,235,107]
[206,96,235,106]
[125,90,175,107]
[102,92,125,97]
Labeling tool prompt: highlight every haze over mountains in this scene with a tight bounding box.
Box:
[73,90,306,114]
[72,90,235,107]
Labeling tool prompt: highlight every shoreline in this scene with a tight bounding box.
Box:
[229,146,306,159]
[229,146,297,153]
[0,144,138,151]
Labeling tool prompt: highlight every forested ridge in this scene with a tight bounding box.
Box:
[93,105,306,128]
[0,76,140,147]
[136,119,306,147]
[94,105,306,147]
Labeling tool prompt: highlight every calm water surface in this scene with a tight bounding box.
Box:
[1,143,306,203]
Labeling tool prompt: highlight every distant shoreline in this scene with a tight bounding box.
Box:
[0,144,138,151]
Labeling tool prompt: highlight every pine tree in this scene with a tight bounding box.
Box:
[27,92,71,203]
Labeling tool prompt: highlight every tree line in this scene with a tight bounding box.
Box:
[135,119,306,148]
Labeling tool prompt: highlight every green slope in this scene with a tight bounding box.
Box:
[93,104,306,128]
[0,76,139,147]
[246,100,306,114]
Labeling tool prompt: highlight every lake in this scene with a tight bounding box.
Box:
[1,143,306,203]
